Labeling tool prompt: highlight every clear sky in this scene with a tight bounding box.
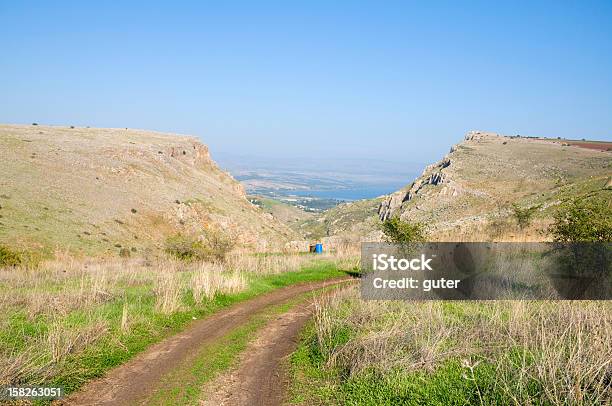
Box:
[1,1,611,165]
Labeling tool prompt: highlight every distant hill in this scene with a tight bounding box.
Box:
[0,124,297,256]
[247,195,314,231]
[304,131,611,241]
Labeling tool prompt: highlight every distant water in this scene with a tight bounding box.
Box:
[291,186,403,201]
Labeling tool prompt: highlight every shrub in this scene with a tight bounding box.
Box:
[381,217,427,244]
[550,197,612,242]
[203,227,235,262]
[165,229,234,262]
[165,234,207,261]
[119,248,131,258]
[0,245,22,267]
[511,203,540,229]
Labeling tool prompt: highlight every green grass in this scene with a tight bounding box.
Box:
[0,261,347,398]
[289,324,537,406]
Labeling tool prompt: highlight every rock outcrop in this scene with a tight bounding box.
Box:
[378,150,459,220]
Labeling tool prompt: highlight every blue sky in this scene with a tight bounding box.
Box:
[1,1,611,165]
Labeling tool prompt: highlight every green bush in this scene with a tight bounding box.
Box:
[381,217,427,244]
[165,234,207,261]
[511,203,541,229]
[549,197,612,242]
[0,245,22,267]
[165,229,234,262]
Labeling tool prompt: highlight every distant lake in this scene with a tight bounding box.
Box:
[291,185,406,201]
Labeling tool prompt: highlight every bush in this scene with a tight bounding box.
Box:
[203,228,235,262]
[165,234,206,261]
[511,203,540,229]
[381,217,427,244]
[0,245,22,267]
[549,197,612,242]
[165,229,234,262]
[119,248,131,258]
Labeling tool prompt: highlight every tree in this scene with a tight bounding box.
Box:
[549,197,611,242]
[381,217,427,244]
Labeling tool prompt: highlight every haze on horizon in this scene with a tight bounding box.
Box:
[1,1,611,167]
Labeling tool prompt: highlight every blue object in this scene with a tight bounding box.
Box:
[315,243,323,253]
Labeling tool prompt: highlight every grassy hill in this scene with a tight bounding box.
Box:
[0,124,297,257]
[247,195,314,231]
[297,197,383,240]
[305,131,611,241]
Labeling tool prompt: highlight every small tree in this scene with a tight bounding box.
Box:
[381,217,427,244]
[511,203,541,229]
[550,198,611,242]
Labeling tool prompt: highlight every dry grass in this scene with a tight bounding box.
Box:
[0,249,354,387]
[191,263,246,303]
[434,217,553,242]
[312,287,612,405]
[154,267,183,314]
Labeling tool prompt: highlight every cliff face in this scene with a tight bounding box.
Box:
[0,124,296,255]
[378,131,486,222]
[308,131,611,241]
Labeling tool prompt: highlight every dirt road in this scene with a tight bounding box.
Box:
[200,295,321,406]
[60,277,352,406]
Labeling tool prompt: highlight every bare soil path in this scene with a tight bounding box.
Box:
[200,296,320,406]
[59,277,352,406]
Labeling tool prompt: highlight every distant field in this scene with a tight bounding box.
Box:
[537,137,612,151]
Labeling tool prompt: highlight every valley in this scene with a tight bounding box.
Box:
[0,125,610,405]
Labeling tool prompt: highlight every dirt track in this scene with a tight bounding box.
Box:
[60,277,352,406]
[200,296,320,406]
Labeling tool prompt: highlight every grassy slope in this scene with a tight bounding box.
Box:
[0,124,297,256]
[298,198,383,240]
[0,260,346,395]
[248,195,314,233]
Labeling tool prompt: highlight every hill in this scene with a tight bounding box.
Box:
[0,124,297,256]
[247,195,314,232]
[306,131,611,241]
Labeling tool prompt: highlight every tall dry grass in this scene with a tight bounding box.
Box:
[312,287,612,405]
[0,249,353,386]
[191,263,246,303]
